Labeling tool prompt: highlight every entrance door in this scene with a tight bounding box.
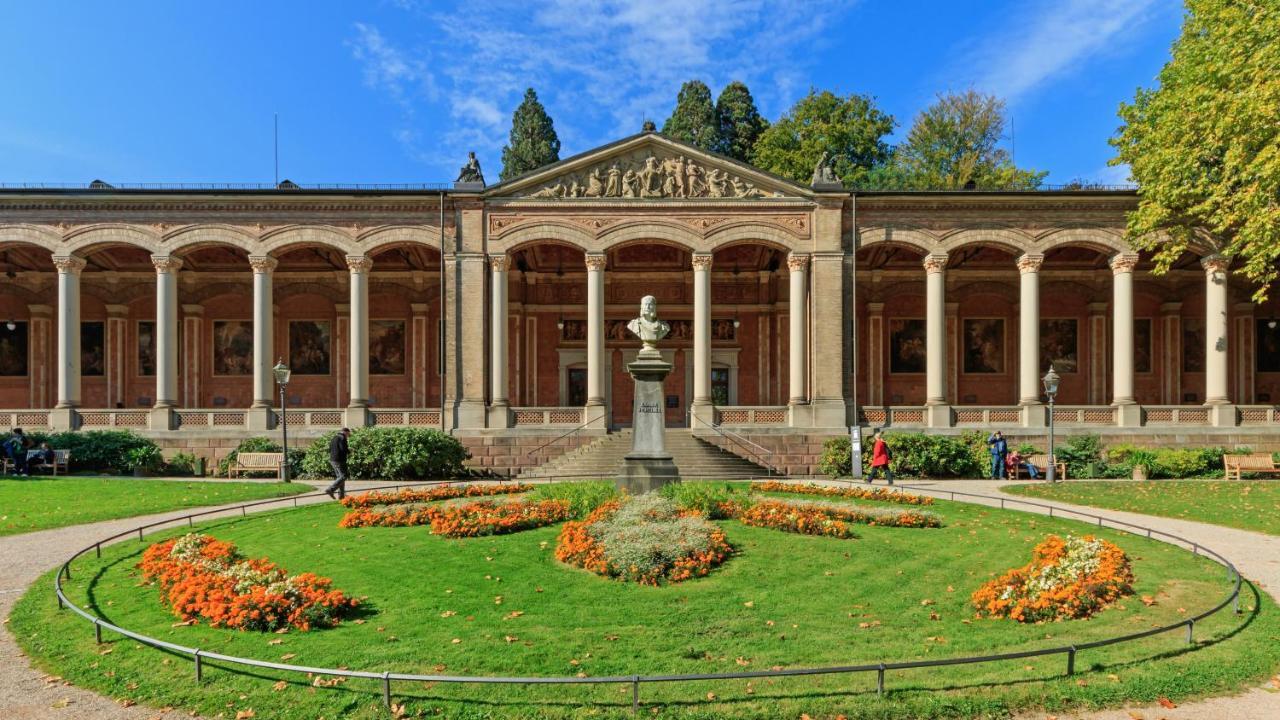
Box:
[711,368,730,406]
[567,367,588,407]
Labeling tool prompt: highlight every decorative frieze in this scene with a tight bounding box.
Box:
[523,151,781,200]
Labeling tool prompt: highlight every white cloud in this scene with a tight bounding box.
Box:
[956,0,1161,104]
[350,0,857,177]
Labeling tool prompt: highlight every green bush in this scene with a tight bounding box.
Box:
[299,427,469,480]
[818,437,852,477]
[217,437,302,478]
[820,433,983,479]
[25,430,160,474]
[1055,434,1105,479]
[165,451,199,477]
[529,481,617,518]
[1106,444,1224,479]
[123,445,165,473]
[660,482,747,519]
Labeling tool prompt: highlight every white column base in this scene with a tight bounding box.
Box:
[1208,403,1236,428]
[788,403,813,428]
[455,399,488,430]
[246,407,275,431]
[809,399,850,430]
[690,401,716,429]
[48,406,78,431]
[1114,403,1141,427]
[925,403,952,428]
[583,402,609,430]
[344,406,371,428]
[1020,403,1045,428]
[149,407,176,431]
[487,403,512,428]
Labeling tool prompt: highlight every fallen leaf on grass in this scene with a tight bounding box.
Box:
[604,634,619,641]
[743,601,754,608]
[280,653,296,661]
[451,638,462,644]
[504,635,519,643]
[97,647,113,656]
[51,698,72,708]
[706,692,717,701]
[235,710,256,719]
[1157,697,1177,709]
[929,611,941,621]
[1140,595,1157,606]
[353,619,365,625]
[311,676,345,688]
[503,610,525,620]
[735,657,751,666]
[440,611,457,618]
[1127,712,1144,720]
[117,699,135,708]
[920,599,935,606]
[171,620,194,627]
[271,681,287,692]
[268,639,283,646]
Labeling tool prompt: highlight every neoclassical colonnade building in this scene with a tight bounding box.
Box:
[2,133,1277,471]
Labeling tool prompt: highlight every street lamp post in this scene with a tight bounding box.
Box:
[273,359,292,483]
[1042,364,1061,483]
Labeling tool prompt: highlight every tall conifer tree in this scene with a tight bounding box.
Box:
[499,88,561,182]
[661,80,719,151]
[715,81,768,162]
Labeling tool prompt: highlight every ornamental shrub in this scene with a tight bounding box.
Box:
[166,451,199,477]
[300,427,469,480]
[1055,434,1104,479]
[660,481,748,519]
[217,436,303,478]
[819,437,852,477]
[822,433,984,478]
[528,481,617,518]
[33,430,160,474]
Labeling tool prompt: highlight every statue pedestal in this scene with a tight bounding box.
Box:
[616,352,679,494]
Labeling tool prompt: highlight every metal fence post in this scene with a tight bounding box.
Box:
[194,650,203,682]
[63,564,70,581]
[632,676,640,713]
[1066,647,1076,675]
[95,543,101,558]
[93,619,102,644]
[877,664,885,696]
[138,528,144,542]
[1186,619,1194,645]
[382,672,391,707]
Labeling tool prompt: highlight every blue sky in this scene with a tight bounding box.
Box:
[0,0,1181,186]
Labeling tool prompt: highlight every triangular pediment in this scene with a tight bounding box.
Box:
[485,133,814,201]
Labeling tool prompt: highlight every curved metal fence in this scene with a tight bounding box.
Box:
[52,479,1243,713]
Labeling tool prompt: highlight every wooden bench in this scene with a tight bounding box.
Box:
[1011,454,1066,481]
[227,452,285,479]
[1223,453,1280,481]
[2,449,70,476]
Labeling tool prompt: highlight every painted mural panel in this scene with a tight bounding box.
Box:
[0,322,28,376]
[212,321,253,376]
[889,318,926,374]
[1134,318,1153,373]
[81,322,105,377]
[289,320,331,375]
[369,320,406,375]
[1039,319,1078,373]
[962,318,1004,374]
[137,320,156,376]
[1183,318,1205,372]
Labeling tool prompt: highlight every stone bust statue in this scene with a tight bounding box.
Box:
[627,295,670,354]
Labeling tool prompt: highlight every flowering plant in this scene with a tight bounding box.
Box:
[556,494,732,585]
[340,483,530,509]
[137,534,358,631]
[428,499,572,537]
[752,481,934,506]
[739,499,942,538]
[971,534,1134,623]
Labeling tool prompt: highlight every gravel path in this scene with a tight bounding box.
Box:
[2,478,1277,719]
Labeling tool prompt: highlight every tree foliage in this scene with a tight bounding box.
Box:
[714,81,768,162]
[499,88,561,181]
[874,90,1045,190]
[662,80,719,151]
[1111,0,1280,300]
[750,90,895,187]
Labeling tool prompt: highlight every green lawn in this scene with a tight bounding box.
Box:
[0,477,309,536]
[10,490,1278,720]
[1004,480,1280,536]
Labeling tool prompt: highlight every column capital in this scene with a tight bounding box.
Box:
[584,253,607,271]
[786,253,810,272]
[1109,253,1140,275]
[922,253,948,274]
[51,255,87,275]
[151,255,183,274]
[248,255,278,274]
[346,255,374,273]
[489,254,509,272]
[1016,253,1044,274]
[691,253,714,271]
[1200,254,1230,275]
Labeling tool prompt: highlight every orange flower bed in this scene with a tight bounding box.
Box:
[340,483,530,509]
[138,534,358,632]
[428,499,572,538]
[972,534,1134,623]
[752,481,934,506]
[555,496,733,585]
[739,499,942,538]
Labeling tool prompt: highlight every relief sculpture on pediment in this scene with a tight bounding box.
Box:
[525,150,781,200]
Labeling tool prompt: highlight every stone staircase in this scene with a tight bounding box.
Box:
[517,429,772,480]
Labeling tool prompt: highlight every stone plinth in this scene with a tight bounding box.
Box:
[617,353,679,494]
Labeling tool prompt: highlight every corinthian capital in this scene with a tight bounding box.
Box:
[1016,253,1044,274]
[584,253,607,272]
[51,255,87,275]
[248,255,278,274]
[1108,253,1140,275]
[786,253,810,272]
[151,255,184,274]
[691,254,714,271]
[490,254,509,272]
[1200,254,1229,275]
[346,255,374,273]
[922,253,948,274]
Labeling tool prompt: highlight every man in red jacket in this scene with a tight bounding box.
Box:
[867,429,893,485]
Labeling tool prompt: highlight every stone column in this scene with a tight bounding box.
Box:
[1016,254,1044,426]
[923,253,950,427]
[1202,254,1234,425]
[247,255,277,431]
[150,255,182,430]
[50,255,86,430]
[691,253,714,426]
[345,255,372,427]
[584,253,608,428]
[786,254,809,425]
[487,254,511,428]
[1110,254,1140,425]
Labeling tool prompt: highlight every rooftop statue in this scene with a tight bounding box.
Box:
[456,151,485,185]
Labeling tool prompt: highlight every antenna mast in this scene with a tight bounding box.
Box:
[274,113,279,185]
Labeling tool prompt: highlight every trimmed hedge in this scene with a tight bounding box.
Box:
[820,432,984,479]
[299,427,469,480]
[21,430,161,474]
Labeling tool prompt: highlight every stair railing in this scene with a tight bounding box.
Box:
[688,410,779,476]
[525,418,599,460]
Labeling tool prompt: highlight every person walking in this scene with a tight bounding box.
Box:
[867,429,893,485]
[325,428,351,500]
[987,430,1009,479]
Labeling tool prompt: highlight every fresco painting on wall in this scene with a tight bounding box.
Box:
[1257,319,1280,373]
[212,321,253,376]
[289,320,331,375]
[1039,319,1078,373]
[1134,318,1153,373]
[137,321,156,376]
[81,322,105,377]
[0,322,28,376]
[962,318,1004,374]
[369,320,406,375]
[889,318,926,374]
[1183,318,1206,372]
